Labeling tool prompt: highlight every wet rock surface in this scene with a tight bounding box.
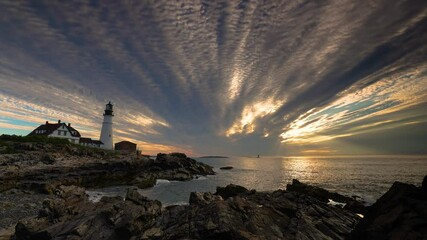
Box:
[348,176,427,240]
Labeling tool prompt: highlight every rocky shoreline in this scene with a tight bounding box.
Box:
[1,140,426,239]
[0,143,214,194]
[0,140,214,233]
[5,176,426,240]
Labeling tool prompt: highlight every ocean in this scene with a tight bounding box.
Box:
[86,155,427,206]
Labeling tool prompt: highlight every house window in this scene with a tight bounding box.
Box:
[58,130,61,135]
[64,131,67,136]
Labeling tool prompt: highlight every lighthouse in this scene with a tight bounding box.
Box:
[99,101,114,150]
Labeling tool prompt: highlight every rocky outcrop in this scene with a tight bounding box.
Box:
[287,179,366,214]
[0,148,214,193]
[348,176,427,240]
[14,185,162,240]
[150,153,215,181]
[215,183,250,199]
[150,187,360,240]
[14,183,361,240]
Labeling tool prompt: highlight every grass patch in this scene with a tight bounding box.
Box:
[0,134,70,145]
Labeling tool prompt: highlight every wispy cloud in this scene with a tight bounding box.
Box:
[280,66,427,144]
[0,0,427,155]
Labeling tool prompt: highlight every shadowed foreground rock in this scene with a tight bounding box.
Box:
[348,175,427,240]
[15,185,162,240]
[287,179,366,214]
[14,182,361,240]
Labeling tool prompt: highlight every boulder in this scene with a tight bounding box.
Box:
[215,184,249,199]
[349,176,427,239]
[189,192,223,205]
[153,153,215,178]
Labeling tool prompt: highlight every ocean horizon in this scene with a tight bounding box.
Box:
[87,155,427,206]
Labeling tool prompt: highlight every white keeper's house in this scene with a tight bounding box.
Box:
[28,120,81,144]
[28,102,114,149]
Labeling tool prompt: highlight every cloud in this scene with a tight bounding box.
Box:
[280,65,427,144]
[0,0,427,155]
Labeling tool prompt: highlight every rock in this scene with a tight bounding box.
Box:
[219,166,233,170]
[287,179,366,214]
[348,176,427,240]
[13,185,162,240]
[40,154,55,165]
[189,192,223,205]
[215,184,249,199]
[11,181,364,240]
[1,147,214,194]
[150,184,358,239]
[423,175,427,192]
[344,199,366,214]
[152,153,215,180]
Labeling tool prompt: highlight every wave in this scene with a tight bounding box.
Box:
[194,176,207,180]
[156,179,172,184]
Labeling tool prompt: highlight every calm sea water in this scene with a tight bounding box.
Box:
[87,156,427,206]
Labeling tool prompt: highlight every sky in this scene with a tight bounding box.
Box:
[1,0,427,156]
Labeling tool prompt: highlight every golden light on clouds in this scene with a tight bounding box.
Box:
[226,98,283,137]
[280,66,427,145]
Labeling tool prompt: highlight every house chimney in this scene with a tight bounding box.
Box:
[58,120,61,124]
[68,123,71,127]
[45,121,48,124]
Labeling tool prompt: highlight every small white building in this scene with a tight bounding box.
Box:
[79,137,104,148]
[28,120,81,144]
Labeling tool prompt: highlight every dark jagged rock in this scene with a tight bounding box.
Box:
[348,176,427,240]
[423,175,427,192]
[215,184,249,199]
[287,179,366,214]
[219,166,233,170]
[14,185,162,240]
[149,185,359,240]
[152,153,215,181]
[13,182,361,240]
[189,192,223,205]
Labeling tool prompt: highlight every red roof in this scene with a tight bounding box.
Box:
[115,141,137,146]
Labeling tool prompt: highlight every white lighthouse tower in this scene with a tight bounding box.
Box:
[99,101,114,150]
